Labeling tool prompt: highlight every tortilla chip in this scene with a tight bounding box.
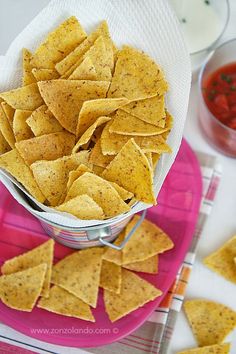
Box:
[102,138,155,204]
[109,182,133,201]
[30,16,87,69]
[92,165,105,176]
[122,215,174,264]
[152,153,160,169]
[38,80,109,133]
[0,103,15,148]
[0,131,10,155]
[1,239,54,298]
[76,98,128,137]
[65,172,130,218]
[37,285,95,322]
[108,46,166,100]
[0,264,47,311]
[22,49,36,86]
[31,151,90,206]
[66,164,92,190]
[68,56,97,80]
[26,105,63,136]
[123,255,158,274]
[101,121,171,155]
[104,269,162,322]
[0,149,45,202]
[121,95,167,126]
[109,109,169,136]
[1,101,15,127]
[13,110,33,142]
[177,343,231,354]
[55,21,113,76]
[56,194,105,220]
[51,248,104,307]
[73,116,110,153]
[203,235,236,284]
[32,68,60,81]
[99,260,121,294]
[15,131,75,165]
[89,139,114,168]
[102,230,126,265]
[184,299,236,346]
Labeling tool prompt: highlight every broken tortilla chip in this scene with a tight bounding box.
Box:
[99,260,121,294]
[76,98,128,137]
[108,46,166,100]
[184,299,236,346]
[37,285,95,322]
[203,235,236,285]
[108,182,133,201]
[104,269,162,322]
[0,131,10,155]
[22,48,36,86]
[30,16,87,69]
[56,194,105,220]
[0,149,45,202]
[32,68,60,81]
[31,151,90,206]
[122,215,174,265]
[1,239,54,298]
[0,103,15,148]
[1,101,15,127]
[102,138,156,204]
[13,109,33,142]
[68,56,97,80]
[0,264,47,311]
[65,172,130,218]
[123,255,158,274]
[177,343,231,354]
[51,248,104,308]
[26,105,63,136]
[89,139,114,168]
[66,164,92,191]
[15,131,75,165]
[38,80,109,133]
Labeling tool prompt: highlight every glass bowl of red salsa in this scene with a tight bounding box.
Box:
[198,39,236,157]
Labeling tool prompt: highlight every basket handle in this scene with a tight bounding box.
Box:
[99,210,147,250]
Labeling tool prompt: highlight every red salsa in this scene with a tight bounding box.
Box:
[203,62,236,130]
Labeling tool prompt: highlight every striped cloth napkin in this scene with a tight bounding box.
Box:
[0,151,222,354]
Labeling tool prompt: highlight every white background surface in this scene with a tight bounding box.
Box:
[0,1,236,353]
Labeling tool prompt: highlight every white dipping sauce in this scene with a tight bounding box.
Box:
[170,0,224,53]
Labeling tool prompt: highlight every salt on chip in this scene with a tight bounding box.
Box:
[102,230,125,265]
[66,164,93,191]
[0,131,10,155]
[123,255,158,274]
[76,97,128,137]
[73,116,111,153]
[109,109,169,136]
[104,269,162,322]
[0,149,45,202]
[0,103,15,148]
[108,46,166,100]
[177,343,231,354]
[122,215,174,265]
[65,172,130,218]
[68,56,97,80]
[99,260,121,294]
[184,299,236,347]
[101,121,171,155]
[30,16,87,69]
[0,263,47,312]
[26,105,63,136]
[37,285,95,322]
[56,194,105,220]
[51,248,104,308]
[0,83,44,111]
[31,151,90,206]
[203,235,236,284]
[102,138,156,204]
[32,68,60,81]
[22,49,36,86]
[13,109,33,142]
[38,80,109,133]
[56,21,113,76]
[121,95,167,126]
[15,131,75,166]
[1,101,15,127]
[89,139,114,168]
[1,239,54,298]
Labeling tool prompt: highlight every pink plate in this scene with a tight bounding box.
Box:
[0,139,202,348]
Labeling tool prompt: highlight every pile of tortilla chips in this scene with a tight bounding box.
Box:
[0,216,174,322]
[0,16,172,220]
